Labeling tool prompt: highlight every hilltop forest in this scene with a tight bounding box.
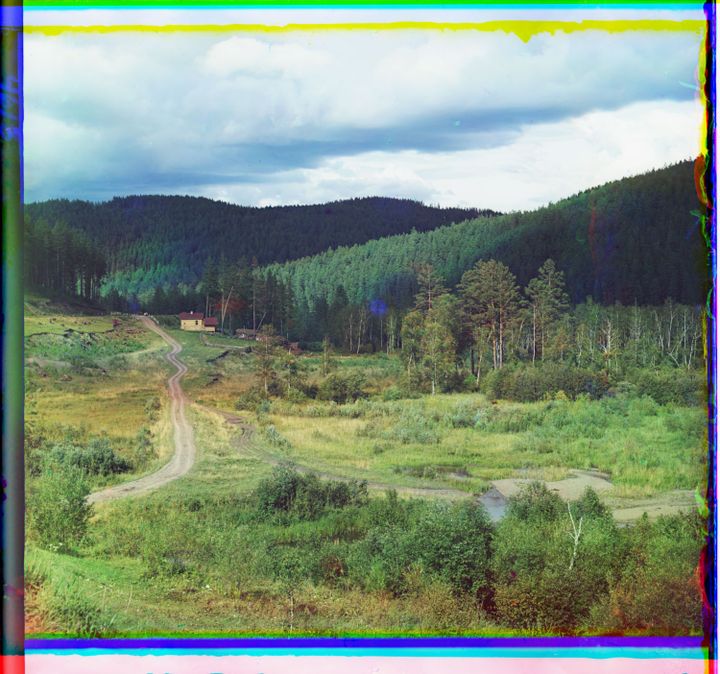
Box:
[24,196,485,298]
[23,161,707,354]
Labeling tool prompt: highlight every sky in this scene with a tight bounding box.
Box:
[24,16,705,211]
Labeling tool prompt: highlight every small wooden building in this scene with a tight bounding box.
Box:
[179,312,217,333]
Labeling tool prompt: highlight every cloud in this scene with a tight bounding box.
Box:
[190,99,701,210]
[24,27,703,207]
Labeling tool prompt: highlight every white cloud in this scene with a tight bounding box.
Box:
[197,99,702,210]
[23,26,703,207]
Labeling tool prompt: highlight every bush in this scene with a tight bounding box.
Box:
[132,426,156,468]
[443,400,489,428]
[506,481,564,523]
[590,513,703,634]
[384,409,440,445]
[317,371,367,404]
[381,385,403,401]
[484,364,610,402]
[412,501,494,598]
[27,465,93,552]
[254,466,368,520]
[631,369,705,406]
[235,387,267,412]
[492,485,626,633]
[46,436,131,476]
[349,499,494,599]
[263,425,292,450]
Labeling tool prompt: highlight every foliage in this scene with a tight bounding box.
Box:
[632,368,706,406]
[26,196,480,300]
[27,464,93,552]
[317,370,367,403]
[46,436,131,476]
[483,363,610,402]
[270,161,704,339]
[254,466,369,520]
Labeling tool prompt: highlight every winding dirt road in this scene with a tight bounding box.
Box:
[86,316,696,523]
[87,316,196,504]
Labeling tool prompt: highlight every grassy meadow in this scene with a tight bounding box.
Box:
[24,303,708,637]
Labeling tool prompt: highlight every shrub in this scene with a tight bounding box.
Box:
[254,466,368,520]
[484,364,610,402]
[411,501,494,598]
[235,387,267,412]
[263,425,292,450]
[317,371,367,404]
[46,436,130,476]
[443,401,489,428]
[631,369,705,406]
[132,426,156,468]
[381,385,403,401]
[384,409,440,445]
[506,481,564,523]
[27,465,92,552]
[590,513,703,634]
[493,486,625,633]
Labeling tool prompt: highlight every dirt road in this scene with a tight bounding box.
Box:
[88,316,196,504]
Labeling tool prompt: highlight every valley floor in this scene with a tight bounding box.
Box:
[23,306,708,636]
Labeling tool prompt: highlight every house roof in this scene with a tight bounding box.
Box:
[203,317,219,327]
[179,312,203,320]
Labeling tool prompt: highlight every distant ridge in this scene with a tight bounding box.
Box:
[25,196,490,297]
[266,161,706,329]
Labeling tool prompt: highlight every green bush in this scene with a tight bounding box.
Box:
[384,409,440,445]
[132,426,156,468]
[317,371,367,403]
[254,466,368,520]
[46,436,131,476]
[411,501,494,597]
[235,386,267,411]
[484,364,610,402]
[443,400,489,428]
[263,425,292,450]
[27,465,93,552]
[631,369,706,406]
[492,485,626,634]
[590,513,703,634]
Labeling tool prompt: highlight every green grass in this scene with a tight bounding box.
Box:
[24,312,173,484]
[261,394,706,498]
[24,305,706,636]
[25,315,115,337]
[28,407,503,636]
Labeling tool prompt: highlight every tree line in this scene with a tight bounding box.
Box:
[266,160,705,338]
[25,195,484,299]
[24,216,106,301]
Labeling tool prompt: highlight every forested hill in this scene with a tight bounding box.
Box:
[268,160,706,322]
[24,196,486,296]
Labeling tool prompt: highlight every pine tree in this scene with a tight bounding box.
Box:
[459,260,521,369]
[525,259,570,362]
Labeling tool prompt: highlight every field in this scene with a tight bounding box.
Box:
[24,304,708,636]
[24,305,173,487]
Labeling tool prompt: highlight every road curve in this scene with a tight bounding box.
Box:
[88,316,196,504]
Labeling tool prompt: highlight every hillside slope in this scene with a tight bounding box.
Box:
[24,196,486,297]
[268,161,706,321]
